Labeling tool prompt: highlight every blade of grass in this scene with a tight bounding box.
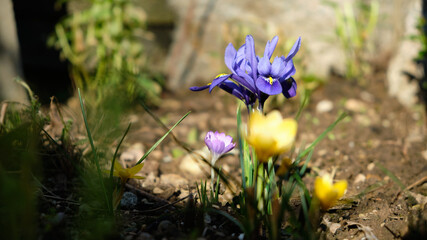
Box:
[209,208,246,234]
[299,148,314,176]
[298,112,348,160]
[375,162,406,190]
[110,123,132,180]
[136,111,190,165]
[295,89,310,121]
[78,88,112,214]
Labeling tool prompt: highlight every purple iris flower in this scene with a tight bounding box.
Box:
[191,35,301,111]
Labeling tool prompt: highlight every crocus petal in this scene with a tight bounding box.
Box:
[245,35,258,81]
[209,74,230,92]
[128,163,144,175]
[257,57,271,76]
[224,43,237,73]
[256,76,282,95]
[285,37,301,61]
[270,57,284,78]
[281,77,297,98]
[264,35,279,59]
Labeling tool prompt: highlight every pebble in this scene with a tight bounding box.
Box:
[141,160,160,175]
[120,192,138,209]
[345,99,366,113]
[316,99,334,113]
[157,220,177,236]
[329,223,341,235]
[354,174,366,184]
[153,187,164,194]
[160,173,188,187]
[360,91,374,102]
[120,143,145,166]
[136,232,154,240]
[367,163,375,171]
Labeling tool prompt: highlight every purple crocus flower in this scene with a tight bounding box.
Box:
[205,131,235,161]
[191,35,301,111]
[204,131,235,188]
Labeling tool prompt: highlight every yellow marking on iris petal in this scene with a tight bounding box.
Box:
[215,73,228,79]
[207,82,212,86]
[268,76,274,85]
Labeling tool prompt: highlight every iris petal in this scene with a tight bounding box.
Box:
[258,57,271,76]
[281,77,297,98]
[256,76,282,95]
[224,43,237,73]
[189,85,210,91]
[209,74,230,92]
[264,35,279,59]
[285,37,301,61]
[245,35,258,81]
[278,59,296,80]
[270,57,283,78]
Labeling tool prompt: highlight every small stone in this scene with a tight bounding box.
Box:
[136,232,154,240]
[382,119,391,128]
[348,141,355,148]
[120,143,145,166]
[316,99,334,113]
[317,149,328,157]
[162,154,173,163]
[157,220,177,236]
[345,99,366,113]
[360,91,374,102]
[367,163,375,171]
[141,160,159,175]
[329,223,341,234]
[153,187,164,194]
[160,173,188,187]
[354,174,366,184]
[120,192,138,209]
[421,150,427,161]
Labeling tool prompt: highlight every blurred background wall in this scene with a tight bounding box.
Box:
[0,0,423,107]
[0,0,27,103]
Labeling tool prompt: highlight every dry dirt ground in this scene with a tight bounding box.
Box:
[112,73,426,239]
[37,73,426,239]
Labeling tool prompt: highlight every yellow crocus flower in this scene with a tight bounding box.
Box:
[314,174,347,210]
[113,161,145,184]
[246,110,297,162]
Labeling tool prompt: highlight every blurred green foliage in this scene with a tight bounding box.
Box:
[324,0,379,84]
[49,0,162,105]
[0,100,45,239]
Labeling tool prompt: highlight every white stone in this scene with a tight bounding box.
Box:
[354,173,366,184]
[316,99,334,113]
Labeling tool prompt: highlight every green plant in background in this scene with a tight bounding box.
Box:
[49,0,162,105]
[324,0,379,84]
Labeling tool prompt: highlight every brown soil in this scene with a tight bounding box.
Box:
[115,73,427,239]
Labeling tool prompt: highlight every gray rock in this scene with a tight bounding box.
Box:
[120,192,138,209]
[157,220,177,236]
